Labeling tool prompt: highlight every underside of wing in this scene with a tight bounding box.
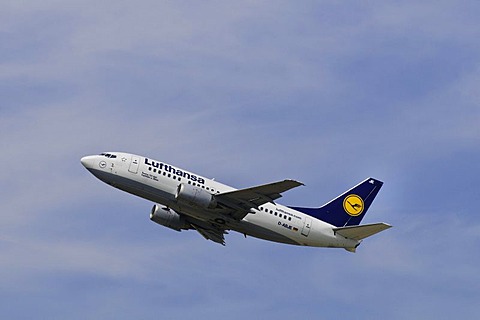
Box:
[188,218,228,245]
[215,179,304,220]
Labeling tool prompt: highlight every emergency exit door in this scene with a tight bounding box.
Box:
[301,217,312,237]
[129,156,140,174]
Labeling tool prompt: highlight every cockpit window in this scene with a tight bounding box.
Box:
[99,153,117,158]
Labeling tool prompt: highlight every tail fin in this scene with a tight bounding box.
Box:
[289,178,383,227]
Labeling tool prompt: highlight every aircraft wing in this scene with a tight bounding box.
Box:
[216,179,304,220]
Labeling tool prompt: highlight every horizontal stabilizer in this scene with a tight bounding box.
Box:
[333,223,392,241]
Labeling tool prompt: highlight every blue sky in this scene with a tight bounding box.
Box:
[1,1,479,319]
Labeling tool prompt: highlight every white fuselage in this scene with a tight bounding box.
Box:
[81,152,360,249]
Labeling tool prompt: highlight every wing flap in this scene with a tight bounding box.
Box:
[189,220,228,246]
[333,223,392,240]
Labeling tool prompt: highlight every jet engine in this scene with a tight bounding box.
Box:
[150,205,189,231]
[175,183,217,209]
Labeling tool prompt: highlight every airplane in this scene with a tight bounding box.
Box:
[81,152,391,252]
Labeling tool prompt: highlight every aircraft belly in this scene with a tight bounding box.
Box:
[87,168,174,204]
[242,214,355,248]
[301,220,359,248]
[234,220,300,245]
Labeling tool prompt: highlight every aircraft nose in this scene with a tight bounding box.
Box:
[80,155,95,169]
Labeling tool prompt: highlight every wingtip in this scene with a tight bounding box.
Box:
[285,179,305,187]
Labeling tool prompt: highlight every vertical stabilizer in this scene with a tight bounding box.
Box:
[289,178,383,227]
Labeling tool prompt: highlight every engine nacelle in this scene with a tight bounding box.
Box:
[150,205,189,231]
[175,183,217,209]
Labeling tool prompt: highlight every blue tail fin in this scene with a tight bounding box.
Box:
[289,178,383,227]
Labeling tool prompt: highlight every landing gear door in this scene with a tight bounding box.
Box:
[301,216,312,237]
[129,156,140,174]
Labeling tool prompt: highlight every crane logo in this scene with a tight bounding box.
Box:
[343,194,364,216]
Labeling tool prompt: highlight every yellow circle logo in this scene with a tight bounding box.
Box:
[343,194,364,216]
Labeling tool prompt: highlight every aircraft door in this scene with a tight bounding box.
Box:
[129,156,140,174]
[301,216,312,237]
